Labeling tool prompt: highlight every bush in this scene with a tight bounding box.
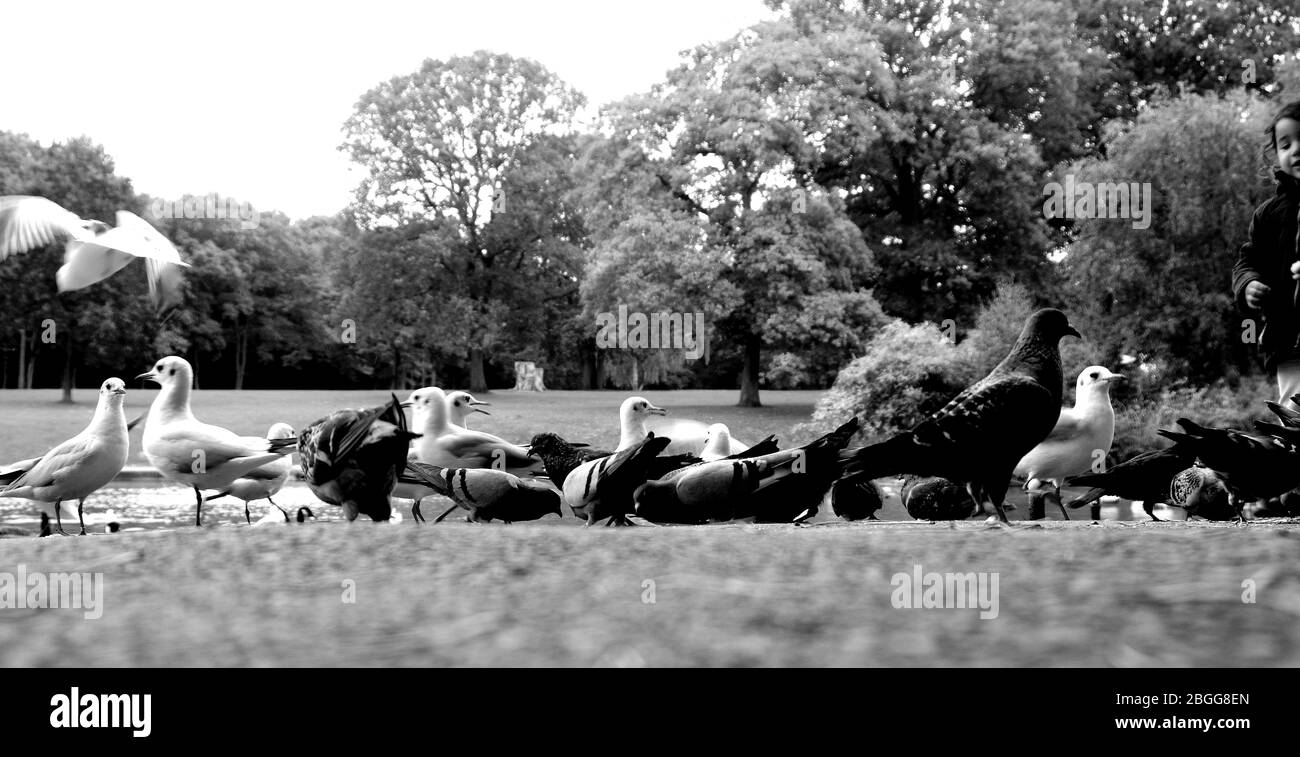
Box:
[797,320,974,443]
[762,352,811,389]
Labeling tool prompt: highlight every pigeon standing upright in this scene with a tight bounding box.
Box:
[1014,366,1122,519]
[836,309,1082,523]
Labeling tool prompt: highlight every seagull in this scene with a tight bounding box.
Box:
[615,396,668,451]
[700,423,752,461]
[1157,418,1300,511]
[1013,365,1122,519]
[900,475,975,521]
[563,432,671,526]
[836,308,1082,523]
[204,423,295,523]
[405,387,542,476]
[0,378,131,535]
[138,356,297,526]
[1065,443,1196,521]
[615,396,750,457]
[298,395,417,522]
[404,461,562,524]
[446,390,490,430]
[0,196,189,310]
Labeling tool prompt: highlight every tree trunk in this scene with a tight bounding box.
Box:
[60,328,74,404]
[26,350,36,390]
[631,357,642,392]
[469,347,488,393]
[17,329,26,389]
[234,329,247,390]
[581,345,596,390]
[390,347,402,390]
[738,333,762,407]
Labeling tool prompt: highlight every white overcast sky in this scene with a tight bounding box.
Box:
[1,0,776,220]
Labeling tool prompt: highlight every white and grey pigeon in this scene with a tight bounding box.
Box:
[1013,365,1122,518]
[0,378,131,534]
[0,196,189,310]
[138,356,297,526]
[837,309,1082,523]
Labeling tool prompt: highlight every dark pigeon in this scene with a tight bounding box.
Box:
[298,394,418,521]
[1157,418,1300,507]
[836,308,1081,523]
[562,432,672,526]
[901,475,975,521]
[1065,443,1196,521]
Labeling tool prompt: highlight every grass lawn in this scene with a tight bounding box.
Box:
[0,388,826,467]
[1,519,1298,667]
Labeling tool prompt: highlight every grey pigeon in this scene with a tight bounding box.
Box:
[901,475,975,521]
[1168,466,1236,520]
[1065,443,1196,521]
[562,433,672,526]
[837,308,1081,522]
[403,461,561,524]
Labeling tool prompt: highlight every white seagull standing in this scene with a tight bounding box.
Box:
[700,423,751,461]
[615,396,750,457]
[405,387,542,475]
[204,422,296,523]
[0,378,131,534]
[1013,365,1122,518]
[0,196,189,310]
[138,356,297,526]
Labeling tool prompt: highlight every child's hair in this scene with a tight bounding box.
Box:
[1266,99,1300,156]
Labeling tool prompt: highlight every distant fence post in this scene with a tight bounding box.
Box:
[513,361,546,391]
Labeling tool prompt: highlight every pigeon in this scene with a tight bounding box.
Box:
[403,461,562,524]
[446,390,490,430]
[632,420,858,524]
[737,418,861,523]
[731,434,780,459]
[563,432,672,526]
[1168,467,1236,520]
[700,423,751,461]
[0,378,131,535]
[405,387,542,476]
[1265,399,1300,428]
[528,432,612,485]
[204,422,295,523]
[0,196,189,310]
[1013,366,1122,519]
[1065,444,1197,521]
[1157,418,1300,508]
[138,356,297,526]
[830,477,886,521]
[900,475,974,521]
[298,395,417,521]
[837,308,1082,523]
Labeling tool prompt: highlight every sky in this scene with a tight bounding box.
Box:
[1,0,777,220]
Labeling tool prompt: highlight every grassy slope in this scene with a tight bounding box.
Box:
[1,520,1298,667]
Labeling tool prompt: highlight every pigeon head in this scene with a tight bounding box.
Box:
[267,422,295,440]
[136,355,192,389]
[1025,308,1082,343]
[527,432,574,458]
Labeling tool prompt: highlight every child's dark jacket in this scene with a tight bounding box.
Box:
[1233,170,1300,370]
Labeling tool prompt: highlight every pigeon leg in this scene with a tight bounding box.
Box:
[986,484,1012,524]
[193,486,204,526]
[1143,500,1163,522]
[77,498,87,536]
[432,503,458,523]
[54,501,69,536]
[1090,501,1102,521]
[39,512,52,537]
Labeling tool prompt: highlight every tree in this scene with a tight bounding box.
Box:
[341,51,587,392]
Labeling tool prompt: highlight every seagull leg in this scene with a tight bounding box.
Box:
[244,501,252,525]
[77,498,87,536]
[411,497,424,523]
[432,503,458,523]
[54,501,69,536]
[268,497,289,520]
[193,486,204,526]
[1053,484,1069,521]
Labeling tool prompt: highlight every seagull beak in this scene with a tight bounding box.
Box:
[135,371,158,384]
[469,400,491,416]
[647,404,667,416]
[399,401,413,408]
[1107,373,1125,382]
[112,387,127,396]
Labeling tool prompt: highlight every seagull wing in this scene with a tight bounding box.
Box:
[0,196,88,259]
[57,211,188,309]
[1,435,94,495]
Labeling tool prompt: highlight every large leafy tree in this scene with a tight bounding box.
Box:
[341,51,586,392]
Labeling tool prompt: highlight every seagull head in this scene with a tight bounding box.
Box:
[622,396,667,425]
[99,377,127,397]
[267,422,295,441]
[447,390,491,420]
[403,386,447,428]
[702,423,731,457]
[1077,365,1123,389]
[136,356,192,389]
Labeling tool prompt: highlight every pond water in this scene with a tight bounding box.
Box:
[0,479,1167,535]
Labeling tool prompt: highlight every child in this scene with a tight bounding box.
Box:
[1233,99,1300,410]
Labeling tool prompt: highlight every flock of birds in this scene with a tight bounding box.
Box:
[4,307,1300,536]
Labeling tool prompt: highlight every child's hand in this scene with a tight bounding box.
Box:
[1246,279,1271,309]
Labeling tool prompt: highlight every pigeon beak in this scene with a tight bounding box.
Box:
[647,405,667,416]
[1065,325,1082,339]
[570,442,590,448]
[135,371,158,384]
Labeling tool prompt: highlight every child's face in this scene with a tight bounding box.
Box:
[1276,117,1300,179]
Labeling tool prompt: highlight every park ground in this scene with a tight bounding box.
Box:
[1,388,1298,666]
